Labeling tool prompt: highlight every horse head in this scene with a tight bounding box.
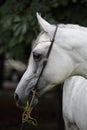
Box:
[14,13,76,107]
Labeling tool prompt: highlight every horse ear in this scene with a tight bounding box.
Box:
[36,12,55,35]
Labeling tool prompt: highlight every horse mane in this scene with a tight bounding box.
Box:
[32,23,87,49]
[59,24,87,32]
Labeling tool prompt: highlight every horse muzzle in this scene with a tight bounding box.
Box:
[14,92,28,107]
[14,89,39,109]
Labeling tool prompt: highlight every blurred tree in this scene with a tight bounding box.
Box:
[0,0,87,60]
[0,53,5,88]
[0,0,86,61]
[0,0,57,61]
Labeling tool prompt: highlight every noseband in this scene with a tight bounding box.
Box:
[21,25,58,128]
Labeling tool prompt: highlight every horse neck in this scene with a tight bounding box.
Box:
[58,25,87,78]
[71,43,87,78]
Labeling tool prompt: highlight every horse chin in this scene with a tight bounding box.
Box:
[37,84,55,96]
[15,99,27,109]
[28,92,39,108]
[16,95,39,109]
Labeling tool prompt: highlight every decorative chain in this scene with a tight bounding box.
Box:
[22,89,37,127]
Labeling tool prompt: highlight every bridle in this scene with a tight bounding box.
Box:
[21,25,58,129]
[34,25,58,90]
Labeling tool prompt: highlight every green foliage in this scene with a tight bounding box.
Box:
[0,0,87,61]
[0,0,56,60]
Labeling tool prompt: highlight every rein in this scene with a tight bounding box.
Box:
[21,25,58,129]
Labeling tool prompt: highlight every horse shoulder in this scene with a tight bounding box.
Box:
[63,76,87,130]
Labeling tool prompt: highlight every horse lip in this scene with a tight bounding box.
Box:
[16,99,27,109]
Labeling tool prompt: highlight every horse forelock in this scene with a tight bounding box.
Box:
[32,31,51,51]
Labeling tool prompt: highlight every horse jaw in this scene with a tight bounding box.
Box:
[36,12,55,37]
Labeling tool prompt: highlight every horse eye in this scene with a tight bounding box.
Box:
[33,52,42,61]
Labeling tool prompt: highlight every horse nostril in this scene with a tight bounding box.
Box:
[14,93,19,102]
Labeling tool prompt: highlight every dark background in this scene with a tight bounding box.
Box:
[0,0,87,130]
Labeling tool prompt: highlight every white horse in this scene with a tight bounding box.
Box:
[15,13,87,130]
